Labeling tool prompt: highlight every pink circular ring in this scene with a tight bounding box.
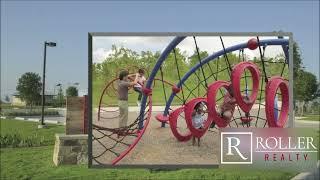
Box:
[169,106,192,141]
[207,80,231,128]
[265,76,289,128]
[231,61,260,113]
[184,97,213,138]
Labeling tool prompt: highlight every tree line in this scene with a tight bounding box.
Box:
[14,72,79,110]
[14,42,319,114]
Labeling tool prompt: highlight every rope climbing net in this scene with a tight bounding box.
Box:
[92,67,176,165]
[151,36,289,141]
[92,36,290,165]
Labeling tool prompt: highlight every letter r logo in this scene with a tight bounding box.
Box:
[226,137,248,160]
[221,132,252,164]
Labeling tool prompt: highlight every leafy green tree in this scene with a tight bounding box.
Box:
[293,42,302,78]
[295,70,318,102]
[66,86,78,97]
[315,83,320,98]
[16,72,42,111]
[189,50,209,67]
[161,48,188,81]
[292,42,304,103]
[295,70,319,116]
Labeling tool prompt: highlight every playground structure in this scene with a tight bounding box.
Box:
[91,36,290,166]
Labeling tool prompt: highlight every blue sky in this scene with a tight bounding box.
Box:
[1,1,319,99]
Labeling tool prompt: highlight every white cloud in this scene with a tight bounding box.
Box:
[92,36,173,63]
[93,48,113,63]
[92,36,289,63]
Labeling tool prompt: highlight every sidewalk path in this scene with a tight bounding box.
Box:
[291,161,319,180]
[1,115,65,125]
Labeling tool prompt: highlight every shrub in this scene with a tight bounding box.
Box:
[2,110,59,117]
[0,133,48,148]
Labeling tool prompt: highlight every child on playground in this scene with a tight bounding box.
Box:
[133,69,146,107]
[218,85,251,123]
[118,70,138,128]
[192,102,207,146]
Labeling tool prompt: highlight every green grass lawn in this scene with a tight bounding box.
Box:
[297,114,320,121]
[0,146,297,180]
[0,119,65,147]
[0,119,300,179]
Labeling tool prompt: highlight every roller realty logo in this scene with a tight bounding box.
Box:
[220,129,318,169]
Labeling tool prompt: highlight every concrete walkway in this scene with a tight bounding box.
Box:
[295,120,320,128]
[291,161,320,180]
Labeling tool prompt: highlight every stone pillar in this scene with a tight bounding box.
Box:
[53,134,88,166]
[66,96,87,134]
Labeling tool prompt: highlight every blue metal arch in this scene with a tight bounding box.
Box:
[138,37,289,129]
[138,36,186,129]
[162,38,289,116]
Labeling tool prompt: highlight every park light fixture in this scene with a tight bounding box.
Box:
[46,42,56,47]
[39,41,57,129]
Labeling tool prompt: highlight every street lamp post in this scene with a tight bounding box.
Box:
[56,83,62,107]
[39,41,56,129]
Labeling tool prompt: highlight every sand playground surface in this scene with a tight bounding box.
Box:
[92,105,270,165]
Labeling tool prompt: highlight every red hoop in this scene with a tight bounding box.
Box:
[142,87,152,96]
[231,61,260,113]
[184,98,213,138]
[265,76,289,128]
[207,81,231,128]
[169,107,192,141]
[155,113,169,122]
[172,85,181,94]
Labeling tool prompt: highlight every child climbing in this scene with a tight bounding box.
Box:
[133,69,146,107]
[218,84,251,123]
[192,102,207,146]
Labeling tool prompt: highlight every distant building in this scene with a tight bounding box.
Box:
[11,92,56,106]
[11,93,26,106]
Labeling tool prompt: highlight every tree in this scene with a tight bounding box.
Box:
[295,70,318,102]
[66,86,78,97]
[293,42,304,100]
[315,83,320,98]
[295,70,319,116]
[188,50,209,68]
[293,42,302,78]
[16,72,42,111]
